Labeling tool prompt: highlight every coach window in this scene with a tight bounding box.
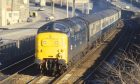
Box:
[98,20,100,28]
[91,24,95,35]
[112,15,114,22]
[118,12,120,18]
[113,14,115,21]
[105,18,107,26]
[96,22,100,32]
[110,16,112,22]
[109,17,111,23]
[102,18,106,27]
[114,14,116,20]
[95,22,98,32]
[93,24,96,35]
[111,15,113,22]
[119,11,121,18]
[106,17,109,25]
[115,14,118,20]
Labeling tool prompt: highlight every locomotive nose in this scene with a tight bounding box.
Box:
[36,32,68,64]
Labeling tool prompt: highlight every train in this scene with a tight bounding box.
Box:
[35,8,122,75]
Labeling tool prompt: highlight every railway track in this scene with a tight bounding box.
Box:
[0,50,57,84]
[28,76,55,84]
[0,63,36,84]
[0,54,38,84]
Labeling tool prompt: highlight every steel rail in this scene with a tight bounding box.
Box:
[0,49,35,83]
[27,76,56,84]
[26,75,43,84]
[0,63,35,84]
[0,49,34,72]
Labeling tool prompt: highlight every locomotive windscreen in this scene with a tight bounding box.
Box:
[38,22,69,33]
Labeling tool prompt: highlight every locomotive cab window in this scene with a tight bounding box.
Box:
[37,23,52,33]
[38,22,70,33]
[53,23,69,33]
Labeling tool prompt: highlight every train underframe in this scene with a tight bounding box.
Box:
[40,59,67,76]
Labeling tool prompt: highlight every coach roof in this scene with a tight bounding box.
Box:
[80,8,120,24]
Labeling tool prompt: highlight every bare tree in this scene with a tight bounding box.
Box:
[94,45,140,84]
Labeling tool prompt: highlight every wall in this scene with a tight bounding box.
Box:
[7,11,20,25]
[0,0,29,26]
[0,36,35,69]
[0,0,6,26]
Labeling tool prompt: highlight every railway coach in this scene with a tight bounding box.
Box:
[35,8,122,75]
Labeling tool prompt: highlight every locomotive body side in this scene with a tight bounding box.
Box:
[67,17,88,65]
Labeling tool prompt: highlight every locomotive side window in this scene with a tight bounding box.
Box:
[70,28,74,37]
[74,24,81,32]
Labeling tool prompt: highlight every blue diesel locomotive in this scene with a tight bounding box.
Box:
[35,8,122,75]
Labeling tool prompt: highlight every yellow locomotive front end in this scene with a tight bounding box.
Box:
[36,32,68,63]
[35,32,68,75]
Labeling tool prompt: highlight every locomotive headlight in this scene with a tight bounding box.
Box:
[42,40,47,44]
